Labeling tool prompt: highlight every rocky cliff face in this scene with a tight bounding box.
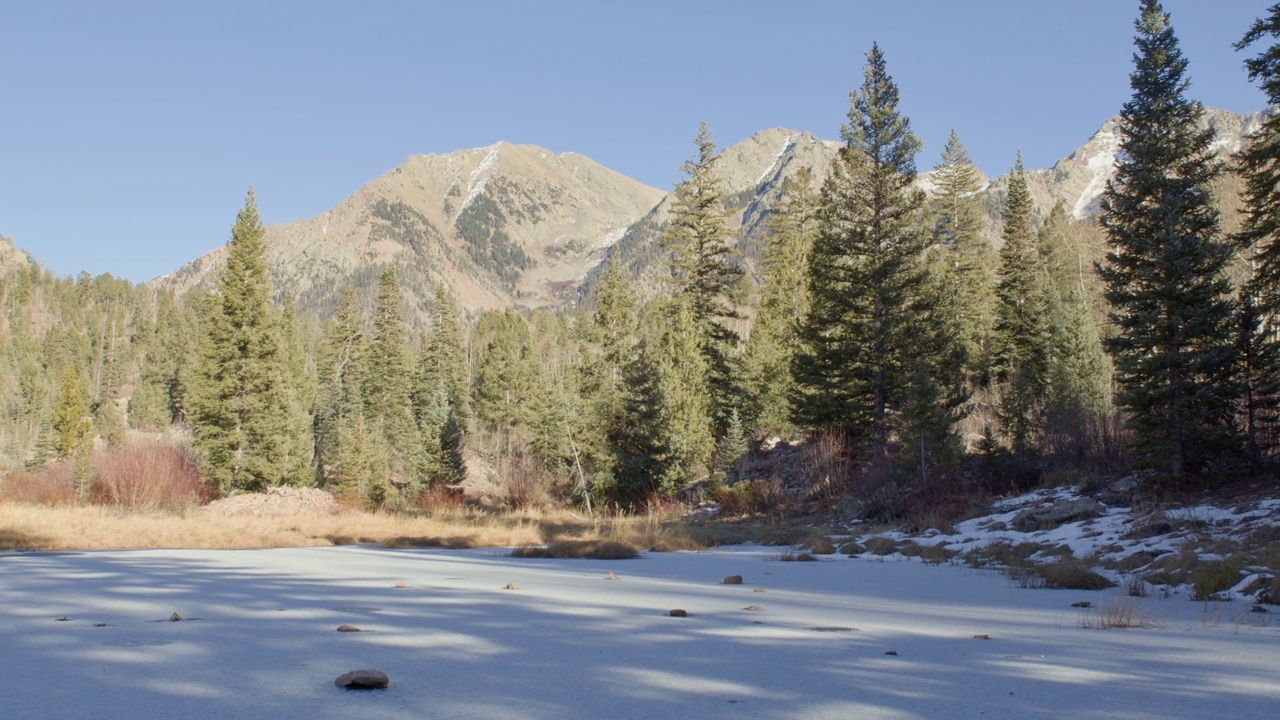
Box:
[980,107,1265,238]
[155,143,664,326]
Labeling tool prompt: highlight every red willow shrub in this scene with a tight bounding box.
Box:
[91,442,207,512]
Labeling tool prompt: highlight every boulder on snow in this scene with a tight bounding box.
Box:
[723,575,744,585]
[1011,498,1103,532]
[335,669,389,689]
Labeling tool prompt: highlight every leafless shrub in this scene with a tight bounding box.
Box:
[91,442,205,512]
[0,462,76,505]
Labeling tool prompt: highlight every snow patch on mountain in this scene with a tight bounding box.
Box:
[456,144,501,221]
[1070,124,1121,220]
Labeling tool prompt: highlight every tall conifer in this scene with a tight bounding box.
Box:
[192,188,296,494]
[931,130,993,379]
[1098,0,1239,479]
[791,43,933,455]
[742,169,818,438]
[660,123,743,430]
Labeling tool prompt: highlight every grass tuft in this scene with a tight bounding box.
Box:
[512,539,640,559]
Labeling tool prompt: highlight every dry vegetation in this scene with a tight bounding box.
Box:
[0,501,752,554]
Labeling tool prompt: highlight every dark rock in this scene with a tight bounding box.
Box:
[723,575,744,585]
[669,609,688,617]
[336,625,362,632]
[335,669,389,689]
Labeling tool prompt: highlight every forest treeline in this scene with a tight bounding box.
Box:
[4,0,1280,517]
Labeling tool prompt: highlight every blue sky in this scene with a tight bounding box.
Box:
[0,1,1270,283]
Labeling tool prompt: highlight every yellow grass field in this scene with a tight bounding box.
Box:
[0,502,738,553]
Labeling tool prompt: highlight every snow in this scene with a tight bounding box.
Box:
[755,136,795,186]
[3,542,1277,719]
[1070,125,1121,220]
[455,144,502,221]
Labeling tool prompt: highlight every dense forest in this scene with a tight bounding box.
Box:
[4,0,1280,520]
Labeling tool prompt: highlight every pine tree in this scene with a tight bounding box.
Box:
[742,169,818,438]
[931,130,994,379]
[419,284,470,422]
[655,297,714,495]
[52,366,92,460]
[660,122,744,430]
[315,282,364,488]
[1235,286,1280,468]
[278,295,316,485]
[609,343,670,506]
[362,265,424,503]
[1231,3,1280,467]
[474,310,539,437]
[192,188,297,495]
[791,43,933,455]
[1097,0,1239,479]
[1235,4,1280,320]
[991,153,1053,458]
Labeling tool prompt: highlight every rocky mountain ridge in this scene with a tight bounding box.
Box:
[155,107,1265,323]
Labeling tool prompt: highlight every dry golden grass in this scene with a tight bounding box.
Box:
[0,502,717,553]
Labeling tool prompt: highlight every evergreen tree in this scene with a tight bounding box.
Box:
[991,154,1053,458]
[1235,3,1280,320]
[474,310,539,437]
[1235,286,1280,468]
[437,408,467,486]
[1097,0,1239,479]
[713,406,748,477]
[52,366,92,460]
[791,43,934,456]
[1231,3,1280,467]
[931,130,994,379]
[192,188,296,495]
[742,169,818,438]
[655,297,715,494]
[278,295,316,485]
[419,284,470,422]
[315,282,364,488]
[609,343,670,506]
[362,265,424,503]
[660,122,744,430]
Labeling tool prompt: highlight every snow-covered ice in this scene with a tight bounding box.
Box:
[2,544,1277,719]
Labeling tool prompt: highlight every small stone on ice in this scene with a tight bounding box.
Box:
[169,613,182,622]
[723,575,744,585]
[335,669,389,689]
[336,625,362,632]
[669,609,688,617]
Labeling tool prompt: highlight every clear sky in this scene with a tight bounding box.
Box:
[0,0,1271,283]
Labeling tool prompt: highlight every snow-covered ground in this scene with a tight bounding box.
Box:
[2,543,1277,719]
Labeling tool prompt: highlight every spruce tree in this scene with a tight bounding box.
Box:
[609,343,671,506]
[991,154,1053,458]
[660,122,744,430]
[1235,3,1280,320]
[52,366,92,460]
[931,130,994,380]
[791,43,933,455]
[278,295,316,485]
[1231,4,1280,467]
[315,282,364,488]
[1097,0,1239,479]
[418,284,470,422]
[742,169,818,438]
[655,296,714,494]
[363,265,424,503]
[192,188,296,494]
